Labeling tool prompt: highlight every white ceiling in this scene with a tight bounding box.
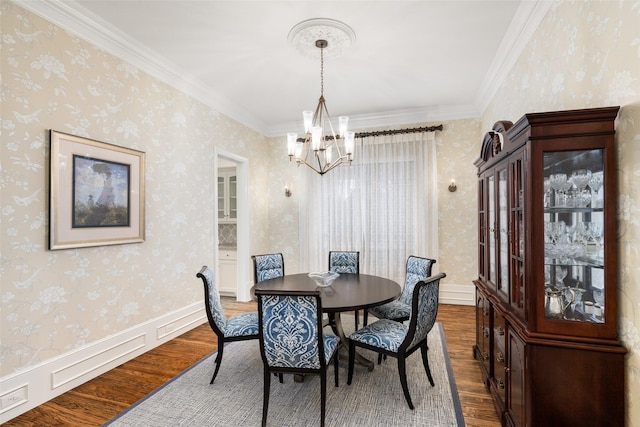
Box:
[22,1,551,136]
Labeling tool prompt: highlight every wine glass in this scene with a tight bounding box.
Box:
[590,174,603,208]
[543,177,551,207]
[549,174,568,207]
[571,169,592,207]
[555,266,568,287]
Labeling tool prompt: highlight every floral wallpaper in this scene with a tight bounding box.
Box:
[481,1,640,425]
[0,0,270,377]
[1,0,639,426]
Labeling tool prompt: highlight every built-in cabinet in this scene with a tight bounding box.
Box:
[218,249,237,296]
[218,169,237,223]
[473,107,626,426]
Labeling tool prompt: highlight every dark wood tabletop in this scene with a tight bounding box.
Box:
[251,273,401,313]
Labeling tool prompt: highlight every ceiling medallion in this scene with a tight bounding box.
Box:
[288,18,356,60]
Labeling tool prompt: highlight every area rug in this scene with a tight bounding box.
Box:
[104,319,464,426]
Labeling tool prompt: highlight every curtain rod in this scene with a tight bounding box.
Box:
[354,124,443,139]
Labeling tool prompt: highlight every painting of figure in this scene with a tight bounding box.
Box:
[72,155,130,227]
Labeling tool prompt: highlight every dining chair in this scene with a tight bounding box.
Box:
[364,255,436,326]
[347,272,446,410]
[251,253,285,284]
[256,289,340,427]
[328,251,360,329]
[196,266,259,384]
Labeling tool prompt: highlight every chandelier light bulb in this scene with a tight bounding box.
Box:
[339,116,349,138]
[287,133,298,156]
[311,126,322,151]
[303,110,313,133]
[344,131,355,156]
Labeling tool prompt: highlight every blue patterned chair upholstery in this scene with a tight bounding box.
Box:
[251,253,285,284]
[329,251,361,329]
[197,266,259,384]
[256,290,340,427]
[347,273,446,410]
[364,255,436,327]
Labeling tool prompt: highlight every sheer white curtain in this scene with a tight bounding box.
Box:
[298,131,438,285]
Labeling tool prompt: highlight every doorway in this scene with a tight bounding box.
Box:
[215,149,250,302]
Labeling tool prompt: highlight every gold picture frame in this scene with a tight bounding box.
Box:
[49,130,145,250]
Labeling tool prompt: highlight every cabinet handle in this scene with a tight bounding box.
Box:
[483,329,490,338]
[496,326,505,336]
[505,367,511,373]
[496,352,504,363]
[483,352,490,361]
[498,379,505,389]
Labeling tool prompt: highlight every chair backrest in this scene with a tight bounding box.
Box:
[398,255,436,305]
[402,272,446,352]
[328,251,360,274]
[255,290,325,370]
[251,253,285,284]
[196,266,227,336]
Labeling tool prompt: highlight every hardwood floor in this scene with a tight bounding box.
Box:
[5,300,500,426]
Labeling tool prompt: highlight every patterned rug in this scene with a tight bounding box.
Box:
[104,320,464,426]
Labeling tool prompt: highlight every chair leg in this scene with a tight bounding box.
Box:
[333,349,339,387]
[398,356,414,410]
[421,343,435,386]
[210,342,224,384]
[354,309,359,330]
[377,353,383,365]
[320,368,327,427]
[347,340,356,385]
[363,310,368,326]
[262,368,271,427]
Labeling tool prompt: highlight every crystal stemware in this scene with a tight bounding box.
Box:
[549,173,568,207]
[571,169,592,207]
[590,174,604,208]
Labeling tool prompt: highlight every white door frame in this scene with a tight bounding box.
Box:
[215,148,250,302]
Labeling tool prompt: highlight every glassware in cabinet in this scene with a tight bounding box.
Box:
[542,149,605,323]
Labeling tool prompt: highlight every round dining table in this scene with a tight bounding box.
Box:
[252,272,401,371]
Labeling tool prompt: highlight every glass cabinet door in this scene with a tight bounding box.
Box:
[488,173,496,288]
[509,150,525,314]
[228,175,237,220]
[217,176,225,220]
[543,149,604,324]
[497,167,509,301]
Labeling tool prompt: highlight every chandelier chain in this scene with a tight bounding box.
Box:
[320,44,324,97]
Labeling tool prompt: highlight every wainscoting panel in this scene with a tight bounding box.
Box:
[0,302,206,424]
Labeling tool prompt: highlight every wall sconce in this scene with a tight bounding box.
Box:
[448,179,457,192]
[284,185,292,197]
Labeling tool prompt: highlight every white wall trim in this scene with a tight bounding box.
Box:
[439,282,475,306]
[0,302,206,424]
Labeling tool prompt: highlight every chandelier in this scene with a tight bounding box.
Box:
[287,38,355,175]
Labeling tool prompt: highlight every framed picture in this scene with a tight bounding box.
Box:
[49,130,145,250]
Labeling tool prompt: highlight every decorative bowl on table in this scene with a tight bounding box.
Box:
[309,271,340,287]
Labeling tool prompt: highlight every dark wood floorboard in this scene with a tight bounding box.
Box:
[4,300,500,426]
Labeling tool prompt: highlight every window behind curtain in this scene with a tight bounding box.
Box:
[299,132,438,286]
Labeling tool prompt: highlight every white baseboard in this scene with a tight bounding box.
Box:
[439,282,475,306]
[0,302,207,424]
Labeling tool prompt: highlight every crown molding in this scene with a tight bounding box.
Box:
[14,0,268,133]
[14,0,546,138]
[475,0,555,114]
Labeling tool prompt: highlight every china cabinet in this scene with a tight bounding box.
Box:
[218,169,237,223]
[473,107,626,426]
